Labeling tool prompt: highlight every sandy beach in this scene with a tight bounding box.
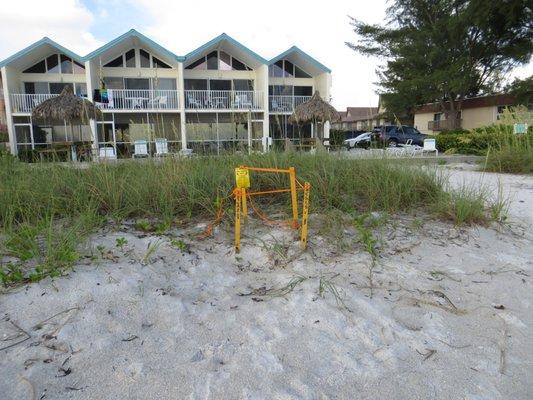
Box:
[1,165,532,399]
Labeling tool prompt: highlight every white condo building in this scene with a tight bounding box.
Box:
[0,30,332,159]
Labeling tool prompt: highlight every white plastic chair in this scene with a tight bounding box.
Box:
[148,96,167,109]
[421,138,438,156]
[99,146,117,160]
[155,138,169,157]
[132,140,149,158]
[187,94,202,109]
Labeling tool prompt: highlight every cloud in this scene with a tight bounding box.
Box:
[128,0,388,110]
[0,0,102,58]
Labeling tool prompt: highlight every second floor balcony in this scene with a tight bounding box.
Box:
[95,89,180,111]
[11,93,59,114]
[269,95,311,113]
[185,90,263,111]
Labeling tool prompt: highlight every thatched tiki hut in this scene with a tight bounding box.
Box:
[289,91,341,142]
[32,85,101,160]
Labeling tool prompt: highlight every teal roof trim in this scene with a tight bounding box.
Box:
[0,37,84,68]
[84,29,185,62]
[269,46,331,73]
[184,33,267,64]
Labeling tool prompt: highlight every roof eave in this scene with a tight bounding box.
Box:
[0,37,83,69]
[269,46,331,74]
[184,33,267,64]
[83,29,184,62]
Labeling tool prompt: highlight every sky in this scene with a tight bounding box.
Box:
[0,0,531,110]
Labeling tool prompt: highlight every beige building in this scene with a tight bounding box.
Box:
[414,94,522,134]
[0,30,332,157]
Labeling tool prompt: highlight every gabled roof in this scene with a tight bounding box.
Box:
[184,33,268,64]
[345,107,379,121]
[0,37,83,68]
[269,46,331,73]
[84,29,185,62]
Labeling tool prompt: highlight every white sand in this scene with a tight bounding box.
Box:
[1,167,532,399]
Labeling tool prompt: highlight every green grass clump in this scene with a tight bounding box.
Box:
[0,152,496,284]
[483,133,533,174]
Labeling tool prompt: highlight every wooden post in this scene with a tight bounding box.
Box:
[289,167,299,229]
[300,182,311,249]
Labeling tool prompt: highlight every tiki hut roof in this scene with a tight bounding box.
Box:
[32,85,101,122]
[289,91,341,124]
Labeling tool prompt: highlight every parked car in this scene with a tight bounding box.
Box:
[375,125,427,147]
[344,132,372,149]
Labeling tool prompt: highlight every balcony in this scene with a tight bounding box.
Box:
[428,119,462,131]
[269,95,311,113]
[185,90,263,111]
[11,94,59,113]
[96,89,180,111]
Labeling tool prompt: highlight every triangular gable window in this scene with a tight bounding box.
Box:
[104,49,172,69]
[269,59,311,78]
[23,54,84,74]
[186,50,251,71]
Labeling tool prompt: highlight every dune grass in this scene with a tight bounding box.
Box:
[0,151,498,284]
[483,133,533,174]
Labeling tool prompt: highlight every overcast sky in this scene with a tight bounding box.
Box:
[1,0,531,110]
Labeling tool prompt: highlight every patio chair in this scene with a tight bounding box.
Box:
[155,138,169,157]
[235,94,253,109]
[147,96,168,109]
[187,94,202,109]
[98,146,117,160]
[132,140,149,158]
[421,138,438,156]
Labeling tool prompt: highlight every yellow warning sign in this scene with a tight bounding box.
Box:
[235,167,250,189]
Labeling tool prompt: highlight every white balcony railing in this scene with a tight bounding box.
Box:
[96,89,179,110]
[11,94,59,113]
[269,95,311,113]
[185,90,263,110]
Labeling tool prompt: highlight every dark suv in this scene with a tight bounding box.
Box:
[374,125,427,147]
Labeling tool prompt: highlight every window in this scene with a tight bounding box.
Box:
[23,60,46,73]
[294,86,312,96]
[73,60,85,73]
[283,60,294,78]
[184,79,208,90]
[233,80,253,91]
[294,65,311,78]
[104,55,123,68]
[125,49,136,68]
[125,78,150,90]
[269,59,312,78]
[185,50,251,71]
[269,61,284,77]
[140,49,151,68]
[231,58,248,71]
[153,78,177,90]
[46,55,59,73]
[219,51,232,71]
[103,77,124,89]
[497,105,509,120]
[60,54,72,74]
[433,113,442,121]
[206,51,218,70]
[24,82,49,94]
[153,56,171,69]
[23,54,83,74]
